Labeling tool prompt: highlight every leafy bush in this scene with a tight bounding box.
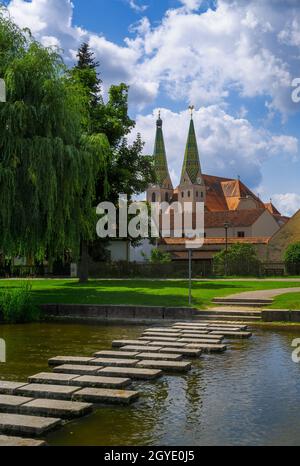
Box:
[149,248,172,264]
[284,242,300,275]
[213,243,261,276]
[0,282,40,323]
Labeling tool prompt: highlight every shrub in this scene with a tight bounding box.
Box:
[213,243,261,276]
[284,242,300,275]
[149,248,172,264]
[0,282,40,323]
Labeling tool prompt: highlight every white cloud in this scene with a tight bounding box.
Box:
[130,106,298,189]
[273,193,300,217]
[6,0,300,114]
[126,0,148,13]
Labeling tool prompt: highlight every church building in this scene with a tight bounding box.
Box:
[146,111,288,262]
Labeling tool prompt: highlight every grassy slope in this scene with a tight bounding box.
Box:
[270,292,300,310]
[1,279,300,309]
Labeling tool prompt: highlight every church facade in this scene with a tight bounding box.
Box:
[146,112,288,261]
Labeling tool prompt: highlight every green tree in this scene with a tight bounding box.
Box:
[0,11,108,261]
[149,248,171,264]
[284,242,300,275]
[213,243,261,276]
[71,43,155,281]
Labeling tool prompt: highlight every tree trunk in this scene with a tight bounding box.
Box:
[78,240,89,283]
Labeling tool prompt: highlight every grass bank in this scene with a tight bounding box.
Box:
[1,279,300,309]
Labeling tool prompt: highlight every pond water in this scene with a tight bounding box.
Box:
[1,322,300,446]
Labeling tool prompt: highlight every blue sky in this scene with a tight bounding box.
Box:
[4,0,300,215]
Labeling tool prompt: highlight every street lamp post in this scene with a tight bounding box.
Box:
[224,222,230,276]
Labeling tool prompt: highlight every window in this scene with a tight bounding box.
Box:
[238,231,245,238]
[200,192,204,198]
[182,192,184,198]
[196,191,198,197]
[152,192,156,202]
[188,191,191,198]
[165,192,169,202]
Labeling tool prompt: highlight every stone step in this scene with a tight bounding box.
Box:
[139,336,179,343]
[173,322,249,329]
[148,341,187,348]
[15,384,81,401]
[213,298,272,304]
[0,382,28,395]
[133,352,183,361]
[178,338,223,345]
[196,315,261,322]
[98,366,163,380]
[94,351,140,359]
[112,340,149,348]
[49,357,139,368]
[210,331,252,339]
[53,365,101,376]
[206,305,263,312]
[29,373,132,389]
[0,395,93,419]
[48,356,95,367]
[186,343,227,353]
[0,413,61,437]
[0,435,46,446]
[159,347,202,357]
[120,345,163,353]
[19,399,93,419]
[143,332,183,338]
[72,388,139,405]
[179,333,224,340]
[136,360,192,372]
[145,328,180,333]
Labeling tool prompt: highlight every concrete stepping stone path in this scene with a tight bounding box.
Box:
[136,360,192,372]
[98,366,163,380]
[0,413,61,437]
[72,388,139,405]
[0,435,46,446]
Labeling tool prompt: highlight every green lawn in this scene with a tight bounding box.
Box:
[1,279,300,309]
[269,292,300,310]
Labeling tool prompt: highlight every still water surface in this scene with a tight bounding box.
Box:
[0,322,300,446]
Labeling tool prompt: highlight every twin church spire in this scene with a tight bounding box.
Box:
[152,108,203,190]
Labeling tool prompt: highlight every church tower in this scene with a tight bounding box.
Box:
[178,107,206,210]
[147,113,173,204]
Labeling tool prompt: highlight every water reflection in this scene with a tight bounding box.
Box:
[1,323,300,445]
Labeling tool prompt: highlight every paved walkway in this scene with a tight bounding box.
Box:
[225,287,300,301]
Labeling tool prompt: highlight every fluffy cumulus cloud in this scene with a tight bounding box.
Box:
[6,0,300,113]
[273,193,300,217]
[130,106,298,189]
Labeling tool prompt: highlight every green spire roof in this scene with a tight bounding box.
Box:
[153,115,172,188]
[180,118,202,184]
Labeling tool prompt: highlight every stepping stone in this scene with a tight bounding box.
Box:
[20,399,93,419]
[136,353,182,361]
[89,358,139,368]
[0,382,28,395]
[71,375,131,389]
[139,336,178,342]
[137,360,192,372]
[210,331,252,338]
[16,384,80,401]
[180,332,221,339]
[0,395,33,412]
[28,373,78,386]
[120,345,163,353]
[148,341,186,348]
[49,356,94,367]
[207,327,241,332]
[160,347,202,357]
[186,344,227,353]
[145,328,180,333]
[112,340,149,348]
[178,338,223,344]
[0,413,61,437]
[93,351,139,359]
[72,388,139,405]
[0,435,46,446]
[98,366,162,380]
[53,365,100,375]
[143,333,182,338]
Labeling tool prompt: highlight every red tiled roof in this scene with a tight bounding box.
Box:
[204,209,265,228]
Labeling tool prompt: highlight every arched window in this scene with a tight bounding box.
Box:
[152,192,156,202]
[165,192,169,202]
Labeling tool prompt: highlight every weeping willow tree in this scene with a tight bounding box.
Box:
[0,9,109,262]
